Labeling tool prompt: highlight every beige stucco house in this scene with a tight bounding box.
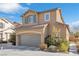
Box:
[0,18,15,42]
[16,8,70,48]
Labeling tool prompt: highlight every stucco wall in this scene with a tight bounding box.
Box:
[54,23,68,40]
[21,9,69,41]
[66,28,69,40]
[56,10,64,24]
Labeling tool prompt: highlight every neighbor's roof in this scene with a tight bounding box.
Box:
[0,18,20,27]
[0,18,9,23]
[0,18,14,25]
[12,22,21,27]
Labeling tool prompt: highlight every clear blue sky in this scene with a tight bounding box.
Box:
[0,3,79,28]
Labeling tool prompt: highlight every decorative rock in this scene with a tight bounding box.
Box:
[48,45,57,52]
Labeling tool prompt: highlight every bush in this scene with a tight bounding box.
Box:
[9,33,16,45]
[46,36,69,52]
[45,36,61,47]
[58,39,69,53]
[45,34,69,53]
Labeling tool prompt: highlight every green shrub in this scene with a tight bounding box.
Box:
[46,36,60,47]
[46,36,69,52]
[58,39,69,53]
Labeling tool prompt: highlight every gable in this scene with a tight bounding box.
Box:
[22,10,38,18]
[0,18,8,23]
[0,18,13,25]
[56,9,64,23]
[0,18,14,29]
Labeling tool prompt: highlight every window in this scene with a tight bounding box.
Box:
[22,15,36,24]
[28,15,36,23]
[22,18,28,24]
[25,18,28,23]
[44,12,50,21]
[22,18,25,24]
[0,23,4,28]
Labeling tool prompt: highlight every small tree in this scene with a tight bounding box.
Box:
[46,26,61,47]
[9,32,16,45]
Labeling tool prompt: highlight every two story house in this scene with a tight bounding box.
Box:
[0,18,15,42]
[16,8,70,48]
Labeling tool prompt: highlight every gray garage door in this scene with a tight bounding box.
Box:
[20,34,41,47]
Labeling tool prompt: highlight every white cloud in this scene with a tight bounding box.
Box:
[0,3,29,13]
[71,20,79,26]
[69,20,79,32]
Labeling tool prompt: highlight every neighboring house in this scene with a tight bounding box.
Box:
[69,34,79,42]
[69,35,76,42]
[16,8,70,47]
[0,18,15,42]
[12,22,21,28]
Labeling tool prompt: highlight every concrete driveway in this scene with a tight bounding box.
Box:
[0,43,40,51]
[0,43,79,56]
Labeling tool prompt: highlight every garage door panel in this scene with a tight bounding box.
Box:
[20,34,41,47]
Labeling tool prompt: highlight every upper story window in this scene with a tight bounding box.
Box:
[22,15,36,24]
[44,12,50,21]
[0,23,4,28]
[28,15,36,23]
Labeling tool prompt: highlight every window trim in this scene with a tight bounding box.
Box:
[44,12,50,21]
